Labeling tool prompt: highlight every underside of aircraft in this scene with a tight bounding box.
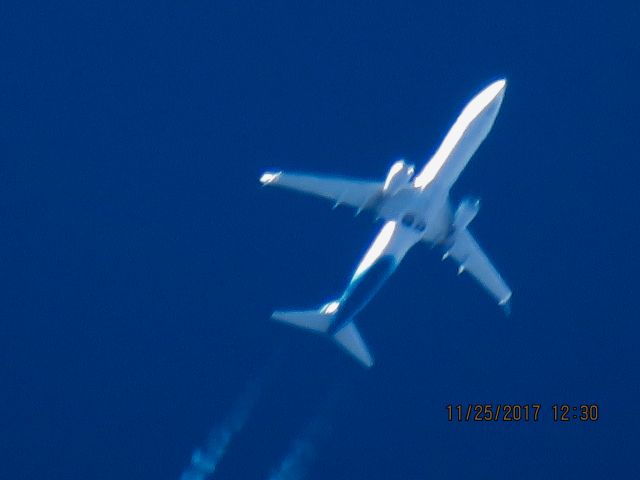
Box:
[261,79,512,367]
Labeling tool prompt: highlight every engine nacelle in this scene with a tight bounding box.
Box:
[453,197,480,230]
[383,160,415,196]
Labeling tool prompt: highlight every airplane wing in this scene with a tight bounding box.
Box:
[413,79,506,190]
[260,171,382,212]
[443,228,512,312]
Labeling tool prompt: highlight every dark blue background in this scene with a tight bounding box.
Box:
[1,1,638,478]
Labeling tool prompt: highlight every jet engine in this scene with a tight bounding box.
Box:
[383,160,415,196]
[453,197,480,230]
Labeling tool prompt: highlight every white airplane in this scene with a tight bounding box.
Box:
[260,79,512,368]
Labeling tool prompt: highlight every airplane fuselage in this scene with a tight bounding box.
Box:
[327,255,397,335]
[327,184,453,335]
[265,79,512,367]
[375,183,453,244]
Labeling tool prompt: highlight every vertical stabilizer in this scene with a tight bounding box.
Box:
[332,321,374,368]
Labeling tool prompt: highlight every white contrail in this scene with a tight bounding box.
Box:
[179,381,259,480]
[267,436,318,480]
[179,426,234,480]
[267,387,340,480]
[179,352,282,480]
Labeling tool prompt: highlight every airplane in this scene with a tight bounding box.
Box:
[260,79,512,368]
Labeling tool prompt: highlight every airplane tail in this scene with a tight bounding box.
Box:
[271,306,374,368]
[332,321,374,368]
[271,308,333,333]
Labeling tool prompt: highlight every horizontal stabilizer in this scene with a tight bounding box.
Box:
[332,321,374,368]
[271,309,333,333]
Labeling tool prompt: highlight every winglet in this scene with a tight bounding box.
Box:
[260,171,282,185]
[499,293,512,316]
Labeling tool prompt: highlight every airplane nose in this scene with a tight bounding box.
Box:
[488,79,506,99]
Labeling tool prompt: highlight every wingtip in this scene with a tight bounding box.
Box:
[499,294,512,316]
[484,78,507,101]
[489,78,506,91]
[259,171,281,185]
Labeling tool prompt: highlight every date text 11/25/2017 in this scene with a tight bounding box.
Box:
[446,404,599,422]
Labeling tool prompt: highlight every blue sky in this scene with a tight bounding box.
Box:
[1,2,638,478]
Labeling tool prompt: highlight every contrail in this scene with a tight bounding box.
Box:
[267,387,341,480]
[267,437,316,480]
[179,351,282,480]
[179,384,258,479]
